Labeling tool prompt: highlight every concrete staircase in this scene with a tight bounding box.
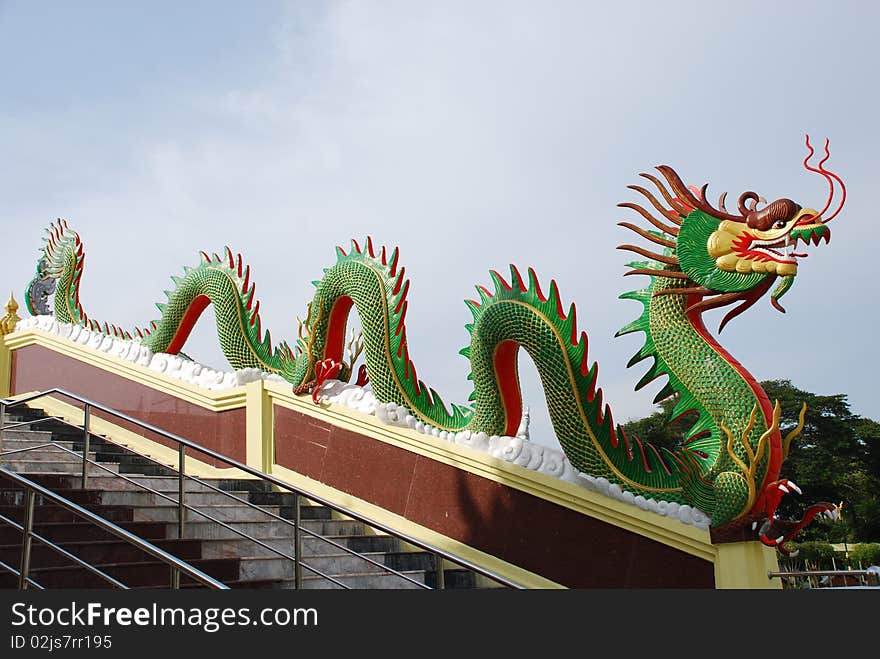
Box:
[0,407,478,589]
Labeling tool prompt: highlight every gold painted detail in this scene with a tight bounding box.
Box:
[721,401,781,512]
[709,221,798,277]
[1,293,22,336]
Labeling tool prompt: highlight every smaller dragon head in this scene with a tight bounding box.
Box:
[752,479,839,557]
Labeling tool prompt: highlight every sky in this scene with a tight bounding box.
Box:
[1,1,877,451]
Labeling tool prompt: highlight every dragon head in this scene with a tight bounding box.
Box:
[667,135,845,329]
[753,479,839,557]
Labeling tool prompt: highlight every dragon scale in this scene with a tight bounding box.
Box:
[25,142,847,546]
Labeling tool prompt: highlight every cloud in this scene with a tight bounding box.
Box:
[2,1,878,449]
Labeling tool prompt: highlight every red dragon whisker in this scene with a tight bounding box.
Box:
[802,134,840,221]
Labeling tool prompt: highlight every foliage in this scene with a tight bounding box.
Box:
[622,379,880,541]
[848,543,880,567]
[785,541,836,565]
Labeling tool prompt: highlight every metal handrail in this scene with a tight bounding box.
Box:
[2,388,525,588]
[0,467,228,589]
[5,415,427,589]
[19,421,433,589]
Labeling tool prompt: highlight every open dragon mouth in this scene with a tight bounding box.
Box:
[754,479,839,556]
[738,223,831,265]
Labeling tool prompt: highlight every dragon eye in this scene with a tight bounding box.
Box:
[774,220,787,229]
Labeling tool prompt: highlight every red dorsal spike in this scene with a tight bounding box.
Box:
[380,245,388,265]
[586,362,599,401]
[351,238,361,254]
[236,253,243,277]
[568,304,578,345]
[225,246,234,269]
[396,301,408,336]
[491,269,511,291]
[550,280,565,319]
[634,436,651,472]
[477,284,493,299]
[579,332,590,376]
[395,285,409,314]
[241,267,250,294]
[366,236,375,258]
[337,245,347,257]
[509,264,527,292]
[388,247,400,276]
[250,301,260,326]
[528,267,547,301]
[392,269,406,296]
[200,251,210,262]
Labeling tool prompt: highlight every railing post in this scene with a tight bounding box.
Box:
[0,401,6,467]
[170,567,180,590]
[293,493,302,589]
[18,489,35,589]
[434,553,445,590]
[81,404,91,489]
[178,445,186,540]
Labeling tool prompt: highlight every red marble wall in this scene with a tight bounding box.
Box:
[273,405,715,588]
[9,345,246,467]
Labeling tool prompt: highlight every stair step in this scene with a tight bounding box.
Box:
[0,407,487,590]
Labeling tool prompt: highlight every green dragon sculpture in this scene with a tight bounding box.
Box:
[24,136,845,552]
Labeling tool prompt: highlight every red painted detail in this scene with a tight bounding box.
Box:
[410,362,420,392]
[477,284,493,300]
[618,426,633,461]
[337,245,347,256]
[396,280,410,309]
[594,389,604,423]
[236,254,243,277]
[388,248,399,276]
[366,236,375,258]
[550,280,565,319]
[166,294,211,354]
[225,247,234,269]
[605,405,616,446]
[493,340,523,437]
[648,444,672,475]
[324,296,354,365]
[355,364,369,387]
[509,264,527,292]
[586,362,599,402]
[683,429,711,445]
[244,284,255,311]
[633,436,651,472]
[396,301,408,336]
[491,270,511,291]
[352,238,361,254]
[249,301,260,326]
[241,267,250,294]
[671,197,693,215]
[313,358,343,404]
[568,304,579,345]
[685,294,779,511]
[200,251,210,262]
[579,336,590,377]
[466,299,481,309]
[528,268,547,301]
[392,269,406,296]
[380,246,387,266]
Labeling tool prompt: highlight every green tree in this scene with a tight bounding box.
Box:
[621,380,880,541]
